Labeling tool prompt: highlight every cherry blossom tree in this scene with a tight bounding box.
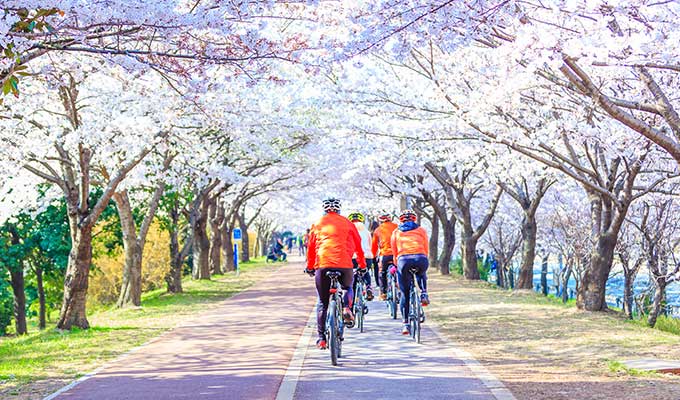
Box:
[0,57,173,328]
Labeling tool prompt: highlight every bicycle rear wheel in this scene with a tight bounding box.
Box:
[357,291,365,333]
[410,287,420,343]
[328,300,339,366]
[390,280,398,320]
[337,298,344,358]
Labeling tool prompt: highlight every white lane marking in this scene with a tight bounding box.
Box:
[275,307,316,400]
[428,323,517,400]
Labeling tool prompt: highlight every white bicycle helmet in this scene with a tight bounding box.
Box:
[322,198,341,213]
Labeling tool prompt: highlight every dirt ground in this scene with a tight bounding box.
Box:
[427,274,680,400]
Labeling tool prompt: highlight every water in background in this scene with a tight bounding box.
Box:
[526,265,680,315]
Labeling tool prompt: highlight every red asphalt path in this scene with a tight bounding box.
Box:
[53,260,316,400]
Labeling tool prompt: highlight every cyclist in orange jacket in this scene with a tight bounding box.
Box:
[391,209,430,335]
[306,198,366,349]
[371,212,398,300]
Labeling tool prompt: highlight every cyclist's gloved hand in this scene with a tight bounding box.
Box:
[304,268,315,277]
[357,267,367,276]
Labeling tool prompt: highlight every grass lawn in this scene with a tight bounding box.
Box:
[428,273,680,400]
[0,258,274,400]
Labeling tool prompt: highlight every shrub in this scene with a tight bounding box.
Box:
[0,278,12,335]
[88,221,170,307]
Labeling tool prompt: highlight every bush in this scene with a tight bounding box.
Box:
[450,255,491,281]
[140,222,170,292]
[88,221,170,307]
[451,256,463,275]
[648,315,680,336]
[0,278,12,335]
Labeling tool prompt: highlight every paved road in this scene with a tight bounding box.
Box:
[293,299,497,400]
[53,261,317,400]
[48,260,509,400]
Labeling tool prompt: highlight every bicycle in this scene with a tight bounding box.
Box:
[353,269,369,333]
[385,261,399,320]
[325,270,345,366]
[407,266,425,344]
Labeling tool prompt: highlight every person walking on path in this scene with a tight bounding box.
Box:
[305,198,367,349]
[371,212,398,300]
[348,211,375,301]
[391,209,430,335]
[298,233,306,256]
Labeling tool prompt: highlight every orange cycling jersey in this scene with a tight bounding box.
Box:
[307,212,366,270]
[371,221,398,257]
[391,226,429,260]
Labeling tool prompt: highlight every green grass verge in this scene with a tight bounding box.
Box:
[0,258,272,397]
[428,273,680,399]
[607,360,659,377]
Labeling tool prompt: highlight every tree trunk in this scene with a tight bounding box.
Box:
[9,267,27,335]
[57,223,92,330]
[623,271,635,319]
[238,212,250,263]
[428,214,439,273]
[223,224,235,272]
[540,255,549,296]
[167,234,184,293]
[561,264,572,303]
[114,192,143,308]
[438,219,455,275]
[208,200,223,275]
[648,279,667,328]
[191,196,211,280]
[36,267,46,329]
[517,214,537,289]
[577,233,616,311]
[259,232,267,257]
[253,231,260,259]
[461,234,480,280]
[165,202,183,293]
[495,261,504,287]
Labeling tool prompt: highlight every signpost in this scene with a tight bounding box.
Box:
[233,228,242,276]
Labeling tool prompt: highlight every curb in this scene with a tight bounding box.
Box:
[275,307,316,400]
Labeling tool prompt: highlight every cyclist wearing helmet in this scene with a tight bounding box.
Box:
[391,209,430,335]
[348,211,375,301]
[371,212,398,300]
[306,198,367,349]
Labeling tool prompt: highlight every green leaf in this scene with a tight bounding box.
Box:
[2,80,11,96]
